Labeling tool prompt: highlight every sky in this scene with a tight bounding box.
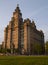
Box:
[0,0,48,44]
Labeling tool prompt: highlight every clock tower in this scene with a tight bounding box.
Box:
[10,4,23,54]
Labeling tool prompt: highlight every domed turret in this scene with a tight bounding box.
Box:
[32,20,36,29]
[13,4,22,20]
[15,4,21,13]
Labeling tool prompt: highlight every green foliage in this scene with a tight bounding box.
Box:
[7,49,11,53]
[0,49,2,53]
[45,41,48,55]
[32,43,43,55]
[14,48,20,54]
[0,56,48,65]
[0,49,6,53]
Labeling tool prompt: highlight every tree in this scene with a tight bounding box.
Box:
[1,49,6,53]
[45,41,48,55]
[32,43,42,55]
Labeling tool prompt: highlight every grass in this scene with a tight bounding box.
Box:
[0,55,48,65]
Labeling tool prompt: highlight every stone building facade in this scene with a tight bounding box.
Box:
[3,5,45,54]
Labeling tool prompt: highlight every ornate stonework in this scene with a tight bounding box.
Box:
[3,5,45,54]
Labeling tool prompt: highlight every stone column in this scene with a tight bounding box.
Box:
[24,23,28,54]
[27,25,30,55]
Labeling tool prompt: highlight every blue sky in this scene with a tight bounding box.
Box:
[0,0,48,43]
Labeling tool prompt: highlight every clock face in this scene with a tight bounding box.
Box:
[13,13,18,19]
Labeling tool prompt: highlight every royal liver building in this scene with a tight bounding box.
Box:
[3,5,45,55]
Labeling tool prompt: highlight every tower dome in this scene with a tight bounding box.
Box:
[32,20,36,29]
